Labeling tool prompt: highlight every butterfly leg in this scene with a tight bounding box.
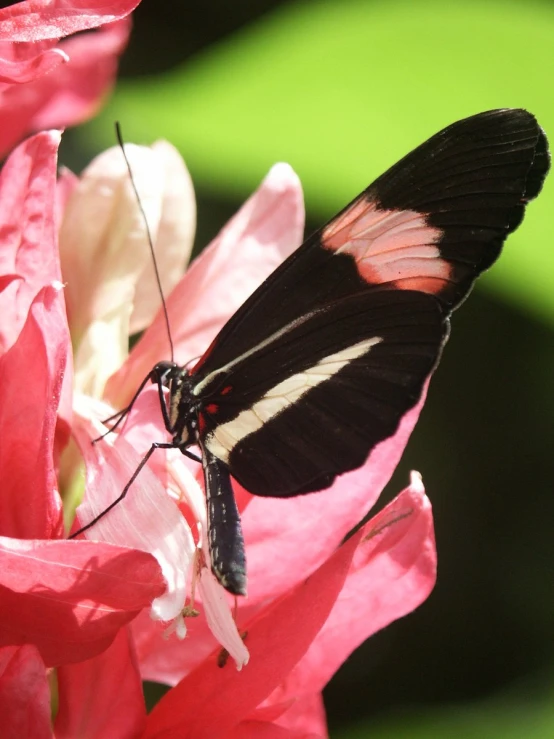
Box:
[69,441,177,538]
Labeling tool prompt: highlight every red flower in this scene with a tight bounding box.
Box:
[0,0,139,157]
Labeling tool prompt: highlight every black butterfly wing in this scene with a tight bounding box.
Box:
[190,109,548,498]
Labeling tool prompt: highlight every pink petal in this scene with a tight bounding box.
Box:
[0,285,68,539]
[262,695,327,739]
[238,701,296,725]
[244,695,327,739]
[54,627,146,739]
[241,388,430,603]
[268,475,436,735]
[0,46,67,84]
[0,645,52,739]
[52,158,75,450]
[227,722,320,739]
[0,20,130,158]
[73,394,196,623]
[52,267,75,447]
[197,568,250,670]
[106,162,305,407]
[143,533,359,738]
[33,19,130,127]
[0,536,164,667]
[131,601,219,686]
[0,130,61,353]
[0,0,140,41]
[0,37,59,64]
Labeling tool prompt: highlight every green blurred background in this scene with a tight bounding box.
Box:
[68,0,554,736]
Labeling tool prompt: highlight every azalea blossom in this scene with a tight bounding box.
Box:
[0,119,437,736]
[0,0,140,156]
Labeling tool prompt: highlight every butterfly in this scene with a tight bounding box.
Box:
[78,109,549,596]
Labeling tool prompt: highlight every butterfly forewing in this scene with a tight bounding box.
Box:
[192,109,548,383]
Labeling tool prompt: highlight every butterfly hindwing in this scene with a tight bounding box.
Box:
[194,289,446,496]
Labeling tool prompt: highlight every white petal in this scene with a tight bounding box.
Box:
[60,145,165,396]
[198,568,250,670]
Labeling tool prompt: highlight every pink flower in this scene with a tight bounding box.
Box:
[0,125,437,735]
[0,0,140,157]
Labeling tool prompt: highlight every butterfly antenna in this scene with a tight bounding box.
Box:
[115,122,175,363]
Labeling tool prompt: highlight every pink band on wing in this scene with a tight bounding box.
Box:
[321,199,452,294]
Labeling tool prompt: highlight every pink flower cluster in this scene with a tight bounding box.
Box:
[0,2,437,737]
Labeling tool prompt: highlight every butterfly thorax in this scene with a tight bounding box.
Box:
[150,361,200,447]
